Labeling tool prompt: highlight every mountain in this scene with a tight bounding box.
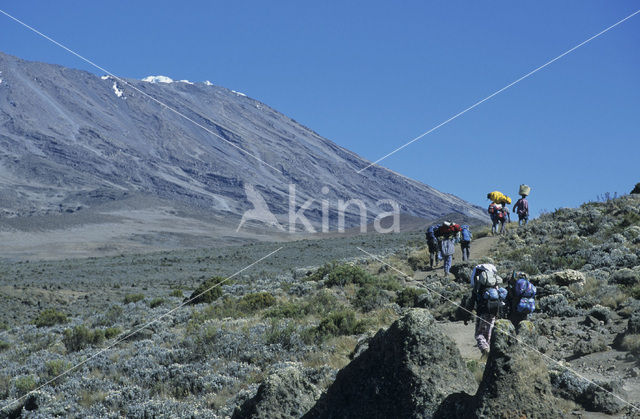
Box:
[0,51,487,258]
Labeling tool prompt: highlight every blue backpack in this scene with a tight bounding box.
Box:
[460,225,472,242]
[514,278,537,314]
[426,225,438,241]
[478,286,507,315]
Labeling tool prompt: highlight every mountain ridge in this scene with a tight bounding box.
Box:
[0,50,488,258]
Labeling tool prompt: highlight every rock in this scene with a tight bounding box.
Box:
[552,269,585,286]
[233,364,331,419]
[450,262,474,284]
[305,309,475,418]
[435,320,562,418]
[627,313,640,334]
[550,369,628,414]
[572,336,607,358]
[610,268,640,286]
[587,305,612,323]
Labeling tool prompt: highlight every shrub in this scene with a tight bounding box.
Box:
[237,292,276,311]
[188,276,226,304]
[265,320,297,349]
[63,325,105,352]
[32,308,68,328]
[79,390,107,408]
[305,310,367,343]
[0,321,8,331]
[621,334,640,355]
[45,359,71,379]
[396,287,428,308]
[170,289,184,298]
[193,292,276,321]
[353,284,389,312]
[149,297,165,308]
[264,301,307,319]
[305,263,335,282]
[94,305,123,327]
[325,264,374,287]
[0,341,10,352]
[123,293,145,304]
[105,327,122,340]
[14,376,37,395]
[305,290,340,316]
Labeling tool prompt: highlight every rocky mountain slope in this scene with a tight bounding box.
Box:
[0,51,486,258]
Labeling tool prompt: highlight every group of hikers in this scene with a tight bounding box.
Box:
[488,185,531,235]
[425,221,472,276]
[423,185,535,358]
[464,265,536,358]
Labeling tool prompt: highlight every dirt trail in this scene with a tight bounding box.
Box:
[409,235,499,360]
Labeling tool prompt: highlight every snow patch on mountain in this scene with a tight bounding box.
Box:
[204,80,213,86]
[178,80,193,85]
[101,75,110,80]
[231,90,246,97]
[112,82,124,97]
[142,75,174,84]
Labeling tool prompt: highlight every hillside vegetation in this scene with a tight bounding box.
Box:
[1,195,639,417]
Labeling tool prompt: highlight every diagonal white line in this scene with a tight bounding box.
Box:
[0,8,283,175]
[357,8,640,173]
[0,246,283,413]
[356,247,640,413]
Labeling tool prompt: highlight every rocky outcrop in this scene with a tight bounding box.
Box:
[232,364,331,419]
[435,320,562,418]
[305,309,475,418]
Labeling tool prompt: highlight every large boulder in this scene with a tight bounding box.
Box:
[305,309,475,418]
[233,364,331,419]
[552,269,586,286]
[435,320,562,418]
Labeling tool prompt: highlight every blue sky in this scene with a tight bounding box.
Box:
[1,1,639,216]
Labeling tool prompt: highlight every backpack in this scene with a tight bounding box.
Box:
[514,278,537,314]
[479,286,507,316]
[460,225,472,242]
[426,225,438,241]
[441,238,455,256]
[476,268,498,287]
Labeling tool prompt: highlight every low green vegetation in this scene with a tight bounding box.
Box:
[149,297,165,308]
[32,308,68,328]
[14,375,37,395]
[0,340,10,352]
[105,326,122,340]
[188,276,227,304]
[123,293,145,304]
[45,359,71,379]
[304,310,367,343]
[193,292,276,321]
[395,287,428,308]
[621,334,640,355]
[63,325,106,352]
[169,289,184,298]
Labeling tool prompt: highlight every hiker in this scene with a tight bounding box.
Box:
[513,195,529,226]
[425,224,441,269]
[467,263,506,358]
[498,206,509,235]
[488,203,501,235]
[435,221,461,276]
[505,271,536,327]
[459,225,472,261]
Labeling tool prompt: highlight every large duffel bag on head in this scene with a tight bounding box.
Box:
[519,184,531,196]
